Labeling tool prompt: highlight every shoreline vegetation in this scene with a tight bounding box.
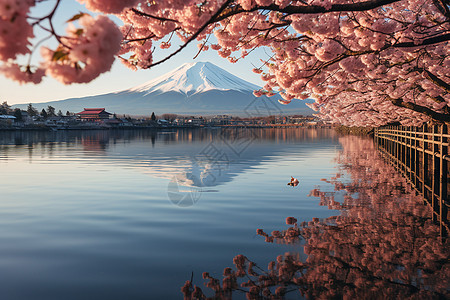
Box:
[0,103,378,134]
[0,102,330,131]
[0,102,381,133]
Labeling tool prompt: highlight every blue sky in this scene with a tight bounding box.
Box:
[1,1,266,105]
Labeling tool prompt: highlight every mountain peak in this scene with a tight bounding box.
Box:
[128,61,260,96]
[14,61,314,116]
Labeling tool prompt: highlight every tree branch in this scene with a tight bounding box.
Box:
[124,33,157,43]
[393,33,450,48]
[432,0,450,19]
[422,69,450,93]
[390,98,450,123]
[147,0,233,68]
[215,0,402,22]
[130,8,178,23]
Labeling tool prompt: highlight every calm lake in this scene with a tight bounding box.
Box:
[0,128,447,299]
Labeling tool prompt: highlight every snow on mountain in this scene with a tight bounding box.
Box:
[14,61,315,116]
[128,61,260,95]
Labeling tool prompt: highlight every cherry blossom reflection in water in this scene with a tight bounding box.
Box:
[183,135,449,299]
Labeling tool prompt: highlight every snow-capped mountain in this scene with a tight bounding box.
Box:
[129,61,259,95]
[15,61,314,116]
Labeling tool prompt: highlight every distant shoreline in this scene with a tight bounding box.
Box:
[0,124,332,132]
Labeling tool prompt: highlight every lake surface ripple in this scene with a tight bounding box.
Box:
[0,128,447,299]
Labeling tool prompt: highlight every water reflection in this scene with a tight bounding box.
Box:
[0,128,341,300]
[183,135,449,299]
[0,128,335,191]
[0,128,331,147]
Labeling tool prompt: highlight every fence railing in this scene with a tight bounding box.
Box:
[374,125,449,237]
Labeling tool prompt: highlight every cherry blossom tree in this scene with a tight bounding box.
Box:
[0,0,449,126]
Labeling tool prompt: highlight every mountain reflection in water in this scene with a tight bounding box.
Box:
[182,135,449,300]
[0,128,335,188]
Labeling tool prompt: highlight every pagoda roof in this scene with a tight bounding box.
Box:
[77,108,111,115]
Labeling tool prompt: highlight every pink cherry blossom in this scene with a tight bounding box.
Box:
[0,63,44,84]
[0,0,448,126]
[77,0,138,14]
[0,0,34,61]
[43,15,122,84]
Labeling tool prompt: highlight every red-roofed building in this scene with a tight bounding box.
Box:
[77,108,112,121]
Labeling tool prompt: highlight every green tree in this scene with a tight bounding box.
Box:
[66,111,71,116]
[40,109,48,119]
[46,106,56,117]
[57,110,63,117]
[13,109,23,122]
[0,101,11,115]
[27,103,38,117]
[151,112,156,121]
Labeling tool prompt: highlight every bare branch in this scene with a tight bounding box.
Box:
[148,0,233,68]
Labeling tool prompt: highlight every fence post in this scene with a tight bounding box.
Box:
[423,124,428,202]
[408,126,412,181]
[375,124,448,236]
[414,126,418,188]
[432,125,438,221]
[398,126,401,168]
[439,125,448,236]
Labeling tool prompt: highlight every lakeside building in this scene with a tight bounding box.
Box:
[45,115,78,127]
[0,115,16,126]
[209,115,232,125]
[77,108,112,121]
[1,106,330,130]
[157,119,170,126]
[0,115,16,121]
[173,116,205,126]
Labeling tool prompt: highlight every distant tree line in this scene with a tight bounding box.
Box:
[1,101,23,122]
[2,102,172,123]
[0,101,75,121]
[2,102,312,125]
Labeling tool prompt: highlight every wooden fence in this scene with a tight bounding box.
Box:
[374,125,449,237]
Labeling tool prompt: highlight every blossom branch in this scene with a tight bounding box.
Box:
[147,0,233,68]
[215,0,403,22]
[130,8,179,23]
[390,98,450,123]
[422,69,450,93]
